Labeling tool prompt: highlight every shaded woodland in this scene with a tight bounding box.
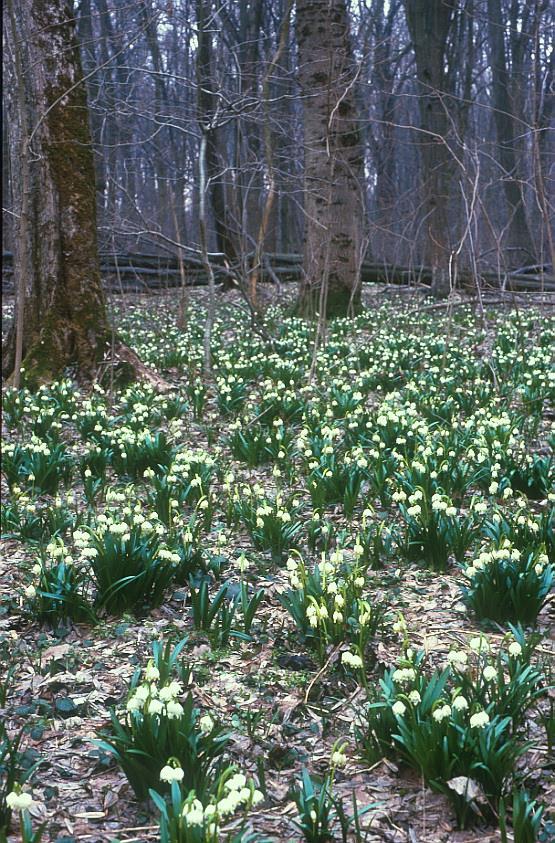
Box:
[3,0,554,297]
[1,4,554,843]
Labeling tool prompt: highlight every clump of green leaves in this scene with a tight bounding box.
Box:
[2,441,73,494]
[234,489,303,561]
[25,539,95,627]
[356,628,546,828]
[96,665,230,801]
[278,550,384,666]
[462,542,553,626]
[151,767,263,843]
[74,505,178,615]
[396,487,476,571]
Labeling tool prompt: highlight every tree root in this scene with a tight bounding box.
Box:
[97,340,172,393]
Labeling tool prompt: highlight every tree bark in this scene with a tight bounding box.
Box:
[404,0,457,298]
[3,0,110,386]
[195,0,237,264]
[295,0,365,318]
[486,0,537,265]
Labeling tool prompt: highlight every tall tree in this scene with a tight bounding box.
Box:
[486,0,537,265]
[295,0,365,318]
[196,0,238,262]
[404,0,458,297]
[3,0,110,386]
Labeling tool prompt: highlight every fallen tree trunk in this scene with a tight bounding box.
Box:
[3,251,555,292]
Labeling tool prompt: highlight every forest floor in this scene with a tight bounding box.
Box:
[1,285,554,843]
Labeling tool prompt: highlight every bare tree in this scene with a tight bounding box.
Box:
[196,0,238,263]
[403,0,459,298]
[486,0,537,265]
[295,0,366,318]
[4,0,552,307]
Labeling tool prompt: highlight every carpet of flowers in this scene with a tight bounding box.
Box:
[1,292,553,842]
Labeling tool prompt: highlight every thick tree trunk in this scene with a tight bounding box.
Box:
[404,0,456,298]
[3,0,110,386]
[295,0,365,318]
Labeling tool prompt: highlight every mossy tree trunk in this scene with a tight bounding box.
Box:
[295,0,365,319]
[3,0,110,387]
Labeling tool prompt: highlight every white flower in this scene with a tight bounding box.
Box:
[160,764,184,783]
[166,701,184,719]
[392,700,406,716]
[183,804,204,825]
[341,651,363,669]
[469,636,489,653]
[408,690,421,705]
[432,704,451,722]
[6,790,34,811]
[331,750,347,767]
[167,680,182,697]
[235,553,250,573]
[159,686,175,703]
[134,684,149,702]
[199,714,214,735]
[148,699,164,715]
[508,642,522,657]
[393,667,416,685]
[452,695,469,711]
[217,796,237,817]
[469,710,490,729]
[225,773,247,791]
[238,786,252,804]
[24,585,36,599]
[252,789,264,805]
[483,665,497,682]
[145,663,160,682]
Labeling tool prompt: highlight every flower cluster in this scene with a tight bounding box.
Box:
[127,672,185,720]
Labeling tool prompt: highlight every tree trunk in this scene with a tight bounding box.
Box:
[295,0,365,318]
[3,0,110,386]
[196,0,237,264]
[367,0,403,262]
[486,0,537,265]
[404,0,457,298]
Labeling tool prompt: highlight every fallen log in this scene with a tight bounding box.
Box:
[3,250,555,292]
